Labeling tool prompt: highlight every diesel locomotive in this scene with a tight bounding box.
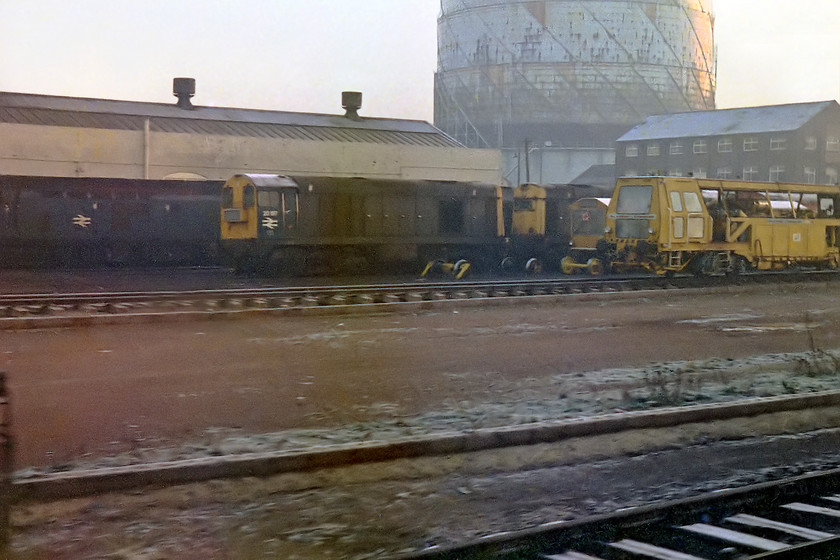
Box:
[219,174,506,275]
[0,174,221,267]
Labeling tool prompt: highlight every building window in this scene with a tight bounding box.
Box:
[804,167,817,184]
[647,143,661,157]
[770,137,787,151]
[625,144,638,157]
[828,137,840,152]
[769,165,785,182]
[827,167,838,185]
[624,169,638,177]
[668,169,683,177]
[743,166,759,181]
[743,137,759,152]
[693,168,707,179]
[717,167,733,179]
[718,138,733,153]
[805,136,818,151]
[669,141,684,155]
[693,140,707,154]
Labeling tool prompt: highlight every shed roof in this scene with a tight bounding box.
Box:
[617,101,839,142]
[0,91,463,148]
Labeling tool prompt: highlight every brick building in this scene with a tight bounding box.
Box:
[615,101,840,185]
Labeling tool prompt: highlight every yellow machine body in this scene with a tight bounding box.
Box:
[603,177,840,274]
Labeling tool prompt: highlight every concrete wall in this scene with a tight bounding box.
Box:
[502,146,615,185]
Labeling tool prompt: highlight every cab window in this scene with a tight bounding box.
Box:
[221,187,234,208]
[243,185,255,208]
[616,185,653,213]
[258,190,281,208]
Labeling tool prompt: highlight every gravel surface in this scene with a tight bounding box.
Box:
[14,348,840,477]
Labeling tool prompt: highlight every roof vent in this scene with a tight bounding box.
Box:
[342,91,362,121]
[173,77,196,110]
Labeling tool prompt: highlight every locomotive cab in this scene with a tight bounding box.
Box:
[604,177,713,274]
[559,197,610,275]
[509,183,602,273]
[220,174,301,272]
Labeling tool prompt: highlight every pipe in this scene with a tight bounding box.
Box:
[144,118,150,180]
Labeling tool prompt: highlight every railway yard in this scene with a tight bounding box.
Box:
[5,268,840,558]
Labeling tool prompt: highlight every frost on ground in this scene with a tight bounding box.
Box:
[18,347,840,478]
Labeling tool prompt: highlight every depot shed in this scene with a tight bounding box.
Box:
[0,81,501,184]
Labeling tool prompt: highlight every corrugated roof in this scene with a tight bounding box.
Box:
[617,101,838,142]
[0,91,464,148]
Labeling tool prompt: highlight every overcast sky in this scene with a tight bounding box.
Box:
[0,0,838,122]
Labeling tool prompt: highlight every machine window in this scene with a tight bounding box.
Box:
[669,191,683,212]
[683,192,704,213]
[672,216,685,238]
[616,185,653,214]
[688,216,705,238]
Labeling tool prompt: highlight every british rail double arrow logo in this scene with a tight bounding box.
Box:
[72,214,92,228]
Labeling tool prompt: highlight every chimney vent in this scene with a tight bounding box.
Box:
[342,91,362,121]
[173,77,196,110]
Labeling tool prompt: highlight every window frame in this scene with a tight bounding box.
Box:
[742,166,759,181]
[769,137,787,151]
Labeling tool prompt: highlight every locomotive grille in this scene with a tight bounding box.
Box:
[223,208,244,223]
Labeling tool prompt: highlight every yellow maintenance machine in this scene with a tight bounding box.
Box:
[602,176,840,275]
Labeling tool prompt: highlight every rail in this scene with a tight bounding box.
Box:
[398,467,840,559]
[1,270,838,326]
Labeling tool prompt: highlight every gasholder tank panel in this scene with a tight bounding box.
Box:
[435,0,716,149]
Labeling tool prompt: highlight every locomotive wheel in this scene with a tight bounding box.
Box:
[499,256,514,273]
[586,257,604,276]
[727,255,749,277]
[525,258,542,275]
[560,256,577,275]
[453,259,471,279]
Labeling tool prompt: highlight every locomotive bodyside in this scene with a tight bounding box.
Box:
[0,175,221,267]
[220,174,506,275]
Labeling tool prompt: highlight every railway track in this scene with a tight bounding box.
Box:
[1,270,836,322]
[400,467,840,560]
